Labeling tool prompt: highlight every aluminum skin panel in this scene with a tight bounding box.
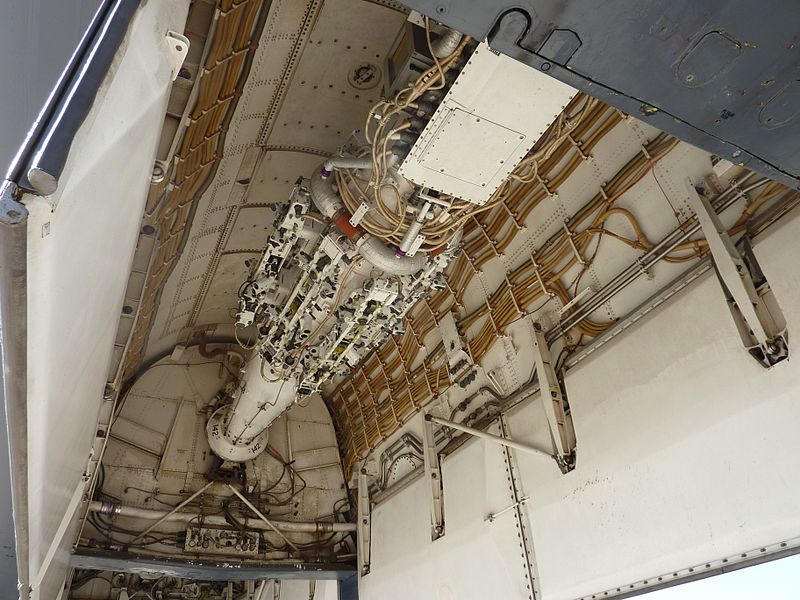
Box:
[361,203,800,600]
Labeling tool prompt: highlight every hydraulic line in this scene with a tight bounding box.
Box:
[88,501,356,533]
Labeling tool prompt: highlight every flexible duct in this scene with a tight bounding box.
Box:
[322,156,373,173]
[310,168,344,219]
[88,501,356,533]
[357,234,427,275]
[310,165,428,275]
[431,28,463,59]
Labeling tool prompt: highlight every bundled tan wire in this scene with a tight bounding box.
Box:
[330,99,795,472]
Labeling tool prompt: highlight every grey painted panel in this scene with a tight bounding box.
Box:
[0,0,103,181]
[399,0,800,189]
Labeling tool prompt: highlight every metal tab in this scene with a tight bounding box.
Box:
[406,233,426,257]
[165,31,190,82]
[349,202,370,227]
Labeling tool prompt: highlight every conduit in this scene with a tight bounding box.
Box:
[89,502,357,533]
[322,156,373,173]
[310,164,428,275]
[357,235,427,275]
[431,28,464,59]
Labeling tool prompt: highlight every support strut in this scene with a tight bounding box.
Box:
[357,470,371,576]
[530,323,576,473]
[425,415,553,459]
[422,416,445,540]
[684,181,788,367]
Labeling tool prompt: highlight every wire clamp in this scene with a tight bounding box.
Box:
[562,220,586,266]
[530,254,554,298]
[567,134,589,160]
[349,202,370,227]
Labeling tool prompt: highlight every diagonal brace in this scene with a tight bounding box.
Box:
[531,323,576,472]
[684,181,788,367]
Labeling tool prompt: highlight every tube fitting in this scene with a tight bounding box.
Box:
[322,156,373,173]
[309,162,428,275]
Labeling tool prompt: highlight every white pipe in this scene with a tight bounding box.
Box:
[323,156,373,173]
[89,501,356,533]
[431,28,463,59]
[131,481,214,544]
[427,415,553,458]
[228,484,298,551]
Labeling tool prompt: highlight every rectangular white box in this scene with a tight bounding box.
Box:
[399,42,578,205]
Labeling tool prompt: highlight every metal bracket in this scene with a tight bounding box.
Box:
[531,322,576,472]
[439,310,474,386]
[406,233,426,257]
[164,31,190,81]
[422,416,445,540]
[684,181,788,367]
[349,202,370,227]
[357,470,372,576]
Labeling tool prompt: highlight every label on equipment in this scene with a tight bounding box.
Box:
[184,526,260,557]
[350,202,370,227]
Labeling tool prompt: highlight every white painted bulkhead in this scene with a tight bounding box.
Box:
[361,205,800,600]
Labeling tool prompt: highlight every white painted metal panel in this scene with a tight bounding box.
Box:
[363,417,536,600]
[399,43,577,205]
[363,207,800,600]
[22,1,190,597]
[510,207,800,600]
